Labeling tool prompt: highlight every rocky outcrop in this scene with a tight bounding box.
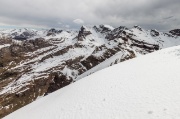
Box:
[93,25,112,34]
[169,29,180,36]
[12,29,37,40]
[106,26,129,40]
[134,25,143,31]
[150,29,160,37]
[46,28,63,36]
[0,37,12,44]
[45,72,73,95]
[0,76,51,118]
[106,27,159,53]
[130,37,159,51]
[0,38,49,68]
[78,26,92,41]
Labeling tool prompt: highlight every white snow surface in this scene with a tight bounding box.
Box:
[104,24,115,30]
[0,44,10,49]
[4,45,180,119]
[76,51,127,80]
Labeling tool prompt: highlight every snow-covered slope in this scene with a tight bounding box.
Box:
[0,44,10,49]
[0,28,42,40]
[4,45,180,119]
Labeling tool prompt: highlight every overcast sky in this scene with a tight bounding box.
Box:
[0,0,179,30]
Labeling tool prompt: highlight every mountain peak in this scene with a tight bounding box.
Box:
[93,24,113,34]
[77,26,92,41]
[133,25,143,31]
[46,28,63,36]
[169,29,180,36]
[150,29,160,37]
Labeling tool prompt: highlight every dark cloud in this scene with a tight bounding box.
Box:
[163,16,174,20]
[0,0,179,30]
[94,0,180,30]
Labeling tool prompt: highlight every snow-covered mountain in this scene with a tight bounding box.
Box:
[0,25,180,118]
[4,45,180,119]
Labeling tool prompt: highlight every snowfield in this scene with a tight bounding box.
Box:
[0,44,10,49]
[4,45,180,119]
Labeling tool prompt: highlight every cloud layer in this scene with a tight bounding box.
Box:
[73,19,84,25]
[0,0,179,30]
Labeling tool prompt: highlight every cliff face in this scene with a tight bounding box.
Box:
[0,25,180,118]
[169,29,180,36]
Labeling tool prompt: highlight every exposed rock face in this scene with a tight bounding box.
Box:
[0,25,179,118]
[28,38,50,48]
[0,38,49,68]
[106,26,129,40]
[134,25,143,31]
[150,29,160,37]
[169,29,180,36]
[0,47,12,67]
[46,28,63,36]
[45,72,73,95]
[13,30,37,40]
[93,25,112,34]
[0,37,12,44]
[78,26,92,41]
